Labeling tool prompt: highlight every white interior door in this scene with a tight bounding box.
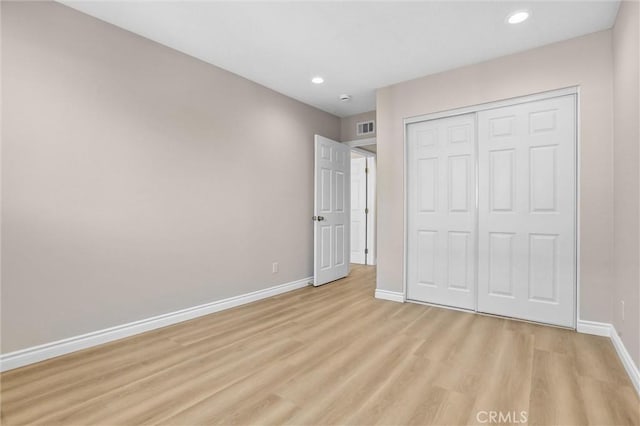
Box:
[314,135,350,286]
[350,156,367,264]
[407,114,476,309]
[477,95,576,327]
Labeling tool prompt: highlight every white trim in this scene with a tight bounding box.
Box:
[375,289,405,303]
[0,276,312,372]
[576,319,611,337]
[366,157,377,266]
[575,89,582,332]
[350,146,376,158]
[403,86,579,125]
[611,326,640,396]
[343,137,376,148]
[577,320,640,396]
[402,118,409,302]
[473,112,479,312]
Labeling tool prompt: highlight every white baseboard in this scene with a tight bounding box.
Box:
[577,319,640,396]
[374,289,405,303]
[610,326,640,396]
[0,276,312,372]
[576,319,612,337]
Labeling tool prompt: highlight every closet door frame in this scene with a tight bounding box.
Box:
[402,86,580,328]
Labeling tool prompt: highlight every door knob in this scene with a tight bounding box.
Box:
[312,216,326,221]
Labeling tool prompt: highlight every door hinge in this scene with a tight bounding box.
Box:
[365,208,369,214]
[365,248,369,254]
[365,167,369,174]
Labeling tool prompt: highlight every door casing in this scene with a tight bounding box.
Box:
[350,155,367,265]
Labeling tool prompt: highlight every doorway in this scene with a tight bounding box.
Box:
[312,135,377,287]
[350,148,376,266]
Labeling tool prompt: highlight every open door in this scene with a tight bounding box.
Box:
[314,135,350,286]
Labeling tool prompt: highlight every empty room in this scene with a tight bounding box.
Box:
[1,1,639,425]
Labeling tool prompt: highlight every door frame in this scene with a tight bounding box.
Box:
[350,147,377,266]
[402,86,580,328]
[344,137,376,150]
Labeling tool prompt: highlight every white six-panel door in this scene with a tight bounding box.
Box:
[407,114,477,309]
[406,94,577,327]
[350,156,367,264]
[477,95,576,327]
[314,135,350,286]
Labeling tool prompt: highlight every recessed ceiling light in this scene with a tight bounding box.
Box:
[507,10,529,24]
[311,76,324,84]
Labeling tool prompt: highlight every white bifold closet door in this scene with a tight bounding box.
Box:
[407,114,476,310]
[477,95,576,327]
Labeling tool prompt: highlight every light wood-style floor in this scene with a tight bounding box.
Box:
[1,264,638,425]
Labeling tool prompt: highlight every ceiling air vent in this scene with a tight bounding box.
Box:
[356,120,375,136]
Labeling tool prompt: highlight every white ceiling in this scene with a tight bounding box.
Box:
[60,1,620,117]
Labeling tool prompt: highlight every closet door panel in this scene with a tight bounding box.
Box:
[407,114,476,309]
[477,95,576,327]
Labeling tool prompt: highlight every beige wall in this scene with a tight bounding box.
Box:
[613,1,640,367]
[1,2,340,353]
[340,110,376,142]
[376,30,615,324]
